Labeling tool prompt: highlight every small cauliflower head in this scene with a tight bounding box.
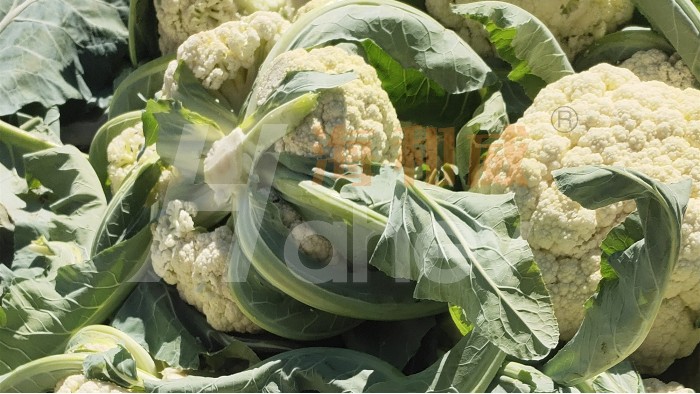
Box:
[55,375,129,393]
[621,49,697,90]
[161,11,290,110]
[425,0,634,58]
[255,46,403,164]
[644,378,695,393]
[154,0,306,54]
[106,122,158,193]
[473,64,700,374]
[150,200,260,333]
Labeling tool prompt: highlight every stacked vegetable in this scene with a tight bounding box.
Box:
[2,0,700,392]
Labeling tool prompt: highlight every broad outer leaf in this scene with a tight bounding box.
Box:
[145,347,404,393]
[454,1,574,98]
[0,0,128,115]
[83,346,140,389]
[0,226,152,374]
[632,0,700,84]
[543,166,691,385]
[366,170,558,360]
[11,146,107,270]
[591,360,644,393]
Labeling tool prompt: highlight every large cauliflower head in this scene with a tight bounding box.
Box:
[154,0,307,54]
[473,64,700,374]
[255,46,403,164]
[425,0,634,58]
[150,200,260,334]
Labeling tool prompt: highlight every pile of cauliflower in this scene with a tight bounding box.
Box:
[474,63,700,374]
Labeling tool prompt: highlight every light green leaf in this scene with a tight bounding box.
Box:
[83,345,140,389]
[91,158,162,256]
[455,91,509,186]
[109,56,174,119]
[590,360,644,393]
[543,166,691,385]
[632,0,700,84]
[228,242,362,341]
[454,1,574,98]
[364,168,557,360]
[0,353,87,393]
[0,0,128,115]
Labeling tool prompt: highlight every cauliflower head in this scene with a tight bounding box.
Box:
[106,122,158,193]
[255,46,403,164]
[154,0,306,54]
[425,0,634,58]
[150,199,260,333]
[55,374,129,393]
[621,49,697,90]
[473,64,700,374]
[644,378,695,393]
[161,11,291,110]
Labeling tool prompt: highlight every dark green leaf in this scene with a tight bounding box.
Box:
[454,1,574,98]
[369,329,506,393]
[128,0,159,65]
[342,317,436,371]
[574,29,675,71]
[145,347,404,393]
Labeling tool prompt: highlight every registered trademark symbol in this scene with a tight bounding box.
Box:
[551,106,578,133]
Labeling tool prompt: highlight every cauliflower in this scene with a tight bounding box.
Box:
[425,0,634,58]
[644,378,695,393]
[150,199,259,333]
[55,375,129,393]
[150,198,332,333]
[473,64,700,374]
[105,123,158,193]
[621,49,697,90]
[255,46,403,164]
[154,0,307,54]
[161,11,290,110]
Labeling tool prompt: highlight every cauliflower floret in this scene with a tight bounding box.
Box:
[276,198,333,262]
[161,11,290,110]
[150,200,260,333]
[154,0,306,54]
[474,64,700,374]
[644,378,695,393]
[425,0,634,58]
[256,46,403,164]
[106,123,158,193]
[55,375,129,393]
[621,49,697,90]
